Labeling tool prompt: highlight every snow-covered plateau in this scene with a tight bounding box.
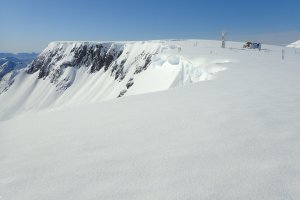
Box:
[0,39,300,200]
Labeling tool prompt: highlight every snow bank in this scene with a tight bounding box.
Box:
[287,40,300,48]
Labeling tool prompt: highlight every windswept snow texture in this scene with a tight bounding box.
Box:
[287,40,300,48]
[1,40,300,200]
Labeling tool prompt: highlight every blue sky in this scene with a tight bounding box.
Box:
[1,0,300,52]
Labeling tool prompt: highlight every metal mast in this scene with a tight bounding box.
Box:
[221,31,226,48]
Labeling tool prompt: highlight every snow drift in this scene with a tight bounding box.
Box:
[287,40,300,48]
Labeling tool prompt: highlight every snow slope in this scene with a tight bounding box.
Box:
[1,40,300,200]
[287,40,300,48]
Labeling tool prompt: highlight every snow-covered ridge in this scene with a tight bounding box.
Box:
[287,40,300,48]
[26,41,126,89]
[0,40,228,120]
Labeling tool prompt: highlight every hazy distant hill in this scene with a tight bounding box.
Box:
[0,52,38,80]
[0,52,38,60]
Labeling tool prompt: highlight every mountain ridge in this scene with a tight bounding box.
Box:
[0,40,230,120]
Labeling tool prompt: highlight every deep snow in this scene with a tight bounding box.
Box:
[0,40,300,200]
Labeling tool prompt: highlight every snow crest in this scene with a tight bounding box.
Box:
[287,40,300,48]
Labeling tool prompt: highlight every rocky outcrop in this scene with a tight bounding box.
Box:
[22,41,157,92]
[27,43,124,81]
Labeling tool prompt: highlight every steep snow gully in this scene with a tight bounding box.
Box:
[0,40,229,120]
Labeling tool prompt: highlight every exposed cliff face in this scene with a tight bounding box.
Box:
[28,43,115,87]
[22,41,155,92]
[27,43,121,76]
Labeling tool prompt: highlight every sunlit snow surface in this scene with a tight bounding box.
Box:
[0,40,300,200]
[287,40,300,48]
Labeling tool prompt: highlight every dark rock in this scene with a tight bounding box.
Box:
[118,89,127,98]
[126,78,134,89]
[111,59,126,80]
[134,54,152,74]
[24,43,127,91]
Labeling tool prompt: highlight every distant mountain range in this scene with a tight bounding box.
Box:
[0,52,38,80]
[0,52,38,60]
